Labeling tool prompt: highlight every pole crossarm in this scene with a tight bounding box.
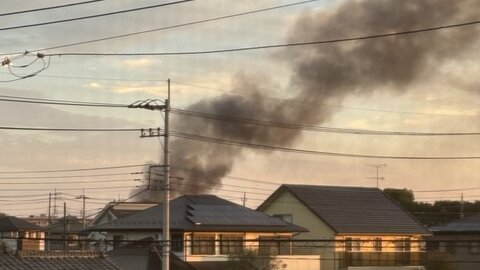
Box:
[128,99,166,110]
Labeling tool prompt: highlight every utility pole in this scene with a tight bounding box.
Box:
[47,192,51,251]
[366,164,387,188]
[242,192,247,207]
[128,80,170,270]
[53,188,58,216]
[75,189,89,229]
[461,193,464,219]
[63,202,67,251]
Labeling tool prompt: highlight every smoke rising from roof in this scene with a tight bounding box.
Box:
[133,0,480,201]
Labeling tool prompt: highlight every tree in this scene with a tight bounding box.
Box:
[228,249,286,270]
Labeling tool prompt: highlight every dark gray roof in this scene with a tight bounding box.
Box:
[0,246,120,270]
[259,185,430,235]
[430,213,480,233]
[0,216,44,232]
[90,195,306,233]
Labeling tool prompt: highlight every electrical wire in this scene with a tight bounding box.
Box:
[0,185,138,191]
[1,0,319,54]
[41,18,480,57]
[0,95,478,136]
[0,126,147,132]
[170,130,480,160]
[0,164,149,174]
[0,0,107,17]
[0,178,140,185]
[0,171,142,179]
[0,0,193,32]
[171,108,480,136]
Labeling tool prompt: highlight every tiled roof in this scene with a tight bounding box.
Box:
[90,195,306,233]
[0,245,120,270]
[430,213,480,233]
[0,216,44,232]
[259,185,430,235]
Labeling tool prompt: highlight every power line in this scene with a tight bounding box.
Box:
[42,18,480,57]
[0,0,193,32]
[0,171,142,179]
[0,185,138,191]
[1,0,319,55]
[0,72,168,82]
[171,130,480,160]
[0,126,146,132]
[0,0,107,17]
[0,164,149,174]
[0,178,139,185]
[0,96,128,108]
[1,94,478,136]
[171,108,480,136]
[172,81,478,118]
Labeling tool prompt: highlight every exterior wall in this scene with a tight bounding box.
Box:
[260,190,337,270]
[0,231,45,251]
[183,231,321,270]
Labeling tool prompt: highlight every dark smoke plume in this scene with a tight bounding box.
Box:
[134,0,480,201]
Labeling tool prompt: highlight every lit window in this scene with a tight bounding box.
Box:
[374,237,382,252]
[191,234,215,255]
[220,235,243,255]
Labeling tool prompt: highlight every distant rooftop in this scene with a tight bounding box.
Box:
[430,213,480,233]
[0,216,44,232]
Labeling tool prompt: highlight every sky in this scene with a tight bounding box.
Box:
[0,0,479,217]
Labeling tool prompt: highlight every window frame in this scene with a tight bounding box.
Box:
[191,234,216,255]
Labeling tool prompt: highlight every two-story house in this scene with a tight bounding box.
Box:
[258,185,431,270]
[89,194,321,270]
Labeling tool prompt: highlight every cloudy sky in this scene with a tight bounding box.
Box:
[0,0,479,217]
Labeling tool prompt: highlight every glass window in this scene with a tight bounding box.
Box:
[113,235,124,249]
[395,238,411,252]
[191,234,215,255]
[258,236,291,255]
[220,235,243,255]
[345,237,353,251]
[469,241,480,254]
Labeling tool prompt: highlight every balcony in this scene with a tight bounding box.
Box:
[337,251,426,268]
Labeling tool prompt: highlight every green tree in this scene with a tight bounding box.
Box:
[228,249,286,270]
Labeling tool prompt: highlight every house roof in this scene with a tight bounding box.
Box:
[90,195,306,233]
[0,216,44,232]
[258,185,430,235]
[47,217,85,234]
[90,202,157,226]
[430,213,480,233]
[0,243,120,270]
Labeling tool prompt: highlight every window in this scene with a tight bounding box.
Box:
[469,241,480,254]
[345,237,361,252]
[258,236,291,255]
[113,235,124,249]
[220,235,243,255]
[191,234,215,255]
[374,237,382,252]
[273,214,293,223]
[395,238,411,252]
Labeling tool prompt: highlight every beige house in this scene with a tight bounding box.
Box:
[258,185,431,270]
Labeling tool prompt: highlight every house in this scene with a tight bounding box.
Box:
[257,185,431,270]
[47,216,87,250]
[0,241,120,270]
[89,194,321,270]
[429,213,480,270]
[24,214,55,227]
[88,201,157,248]
[0,216,45,251]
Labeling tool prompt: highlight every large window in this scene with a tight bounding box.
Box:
[171,233,184,252]
[258,236,291,255]
[395,238,411,252]
[191,234,215,255]
[345,237,361,252]
[220,234,243,255]
[113,235,124,249]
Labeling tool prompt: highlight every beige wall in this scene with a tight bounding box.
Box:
[260,190,336,269]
